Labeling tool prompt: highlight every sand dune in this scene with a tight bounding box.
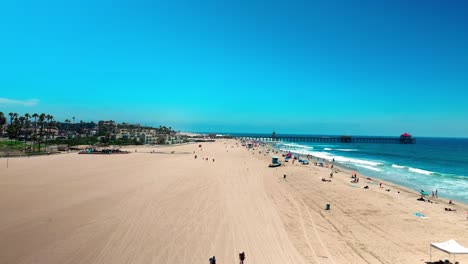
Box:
[0,140,466,264]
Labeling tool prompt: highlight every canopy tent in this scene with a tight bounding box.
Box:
[430,239,468,262]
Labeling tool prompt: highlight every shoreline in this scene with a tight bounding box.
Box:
[262,141,468,207]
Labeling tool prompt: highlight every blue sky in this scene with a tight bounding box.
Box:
[1,0,468,136]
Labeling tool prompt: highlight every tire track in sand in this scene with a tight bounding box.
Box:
[273,180,336,264]
[285,176,389,264]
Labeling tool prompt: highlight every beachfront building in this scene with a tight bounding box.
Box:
[115,128,132,140]
[137,133,149,144]
[112,127,184,145]
[89,129,98,136]
[154,134,184,144]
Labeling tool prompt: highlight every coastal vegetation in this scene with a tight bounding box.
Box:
[49,136,142,147]
[0,111,177,156]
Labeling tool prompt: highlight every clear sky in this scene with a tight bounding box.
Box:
[1,0,468,137]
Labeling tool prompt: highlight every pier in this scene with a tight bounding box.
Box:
[235,133,415,144]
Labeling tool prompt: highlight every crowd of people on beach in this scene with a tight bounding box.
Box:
[194,154,215,162]
[193,145,217,162]
[240,140,467,221]
[275,147,464,216]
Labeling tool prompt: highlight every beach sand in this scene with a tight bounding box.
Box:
[0,139,467,264]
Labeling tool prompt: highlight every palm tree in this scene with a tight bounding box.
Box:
[8,112,14,126]
[38,113,46,152]
[47,115,53,136]
[19,116,25,135]
[24,113,31,151]
[8,113,14,140]
[24,113,30,130]
[72,116,76,136]
[7,113,18,143]
[24,113,31,138]
[79,120,84,136]
[32,113,39,151]
[45,114,53,151]
[65,119,71,139]
[18,116,26,149]
[13,114,20,141]
[49,115,55,139]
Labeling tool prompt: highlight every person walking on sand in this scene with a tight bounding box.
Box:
[239,251,245,264]
[209,256,216,264]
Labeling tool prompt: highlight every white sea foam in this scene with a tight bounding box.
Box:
[307,151,334,160]
[356,164,383,172]
[324,148,333,151]
[294,145,314,149]
[335,149,358,152]
[408,167,434,175]
[333,156,383,166]
[281,143,301,147]
[391,164,434,175]
[291,150,383,167]
[279,143,313,149]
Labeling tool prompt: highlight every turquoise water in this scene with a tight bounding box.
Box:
[269,137,468,204]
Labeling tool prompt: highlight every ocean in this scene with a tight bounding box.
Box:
[240,135,468,204]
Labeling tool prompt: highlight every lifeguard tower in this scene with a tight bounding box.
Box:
[269,156,281,167]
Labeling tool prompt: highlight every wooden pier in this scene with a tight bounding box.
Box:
[236,134,415,144]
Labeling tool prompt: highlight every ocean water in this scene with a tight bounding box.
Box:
[265,137,468,204]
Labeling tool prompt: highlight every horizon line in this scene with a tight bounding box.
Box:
[191,131,468,139]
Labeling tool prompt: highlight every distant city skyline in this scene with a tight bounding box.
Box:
[1,0,468,137]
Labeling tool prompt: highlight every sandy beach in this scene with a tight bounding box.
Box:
[0,139,467,264]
